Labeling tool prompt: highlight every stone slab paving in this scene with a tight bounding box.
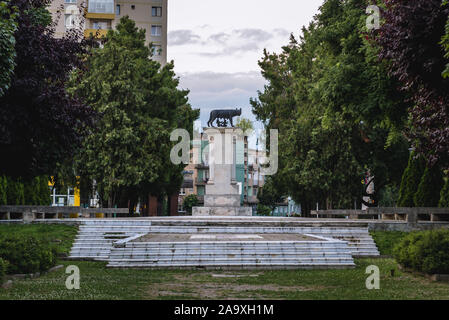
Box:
[133,233,320,242]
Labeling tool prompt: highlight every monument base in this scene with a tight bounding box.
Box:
[192,206,252,216]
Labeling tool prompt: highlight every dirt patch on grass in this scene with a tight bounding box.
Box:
[145,273,327,300]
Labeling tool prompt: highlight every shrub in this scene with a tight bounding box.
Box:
[393,229,449,274]
[0,235,57,274]
[414,166,444,207]
[257,204,271,216]
[371,231,408,256]
[182,194,199,214]
[0,257,8,283]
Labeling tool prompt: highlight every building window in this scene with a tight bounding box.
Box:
[65,14,74,28]
[116,4,120,15]
[151,25,162,36]
[131,5,135,10]
[152,6,162,17]
[92,21,107,29]
[65,0,76,3]
[88,0,114,14]
[152,45,162,56]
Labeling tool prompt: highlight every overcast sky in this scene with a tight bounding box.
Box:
[167,0,324,136]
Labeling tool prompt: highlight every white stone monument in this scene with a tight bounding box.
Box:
[192,127,252,216]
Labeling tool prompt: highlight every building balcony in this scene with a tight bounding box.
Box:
[181,179,193,189]
[86,12,115,20]
[195,179,208,186]
[245,196,259,205]
[87,0,115,19]
[84,28,108,38]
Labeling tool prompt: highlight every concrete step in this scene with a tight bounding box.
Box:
[107,254,354,260]
[106,262,356,270]
[107,257,355,265]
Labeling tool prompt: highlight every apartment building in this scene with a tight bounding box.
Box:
[48,0,168,65]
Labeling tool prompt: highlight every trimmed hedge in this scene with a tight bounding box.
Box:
[393,229,449,274]
[0,235,57,274]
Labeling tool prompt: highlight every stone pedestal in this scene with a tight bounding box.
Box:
[193,127,251,216]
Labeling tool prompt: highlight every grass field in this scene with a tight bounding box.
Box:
[1,258,449,300]
[0,223,78,255]
[1,225,449,300]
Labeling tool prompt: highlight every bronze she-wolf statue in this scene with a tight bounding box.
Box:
[207,108,242,127]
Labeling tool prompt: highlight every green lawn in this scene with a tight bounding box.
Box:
[1,226,449,300]
[0,223,78,255]
[1,258,449,300]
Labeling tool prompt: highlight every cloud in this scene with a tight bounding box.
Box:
[178,71,266,130]
[168,30,201,46]
[170,28,290,57]
[234,28,274,42]
[273,28,291,38]
[208,32,230,44]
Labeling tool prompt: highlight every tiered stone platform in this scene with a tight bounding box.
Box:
[68,216,379,269]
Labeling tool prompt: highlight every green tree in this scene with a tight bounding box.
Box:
[257,176,285,213]
[251,0,409,214]
[414,166,444,207]
[23,176,39,205]
[235,117,254,136]
[182,194,199,214]
[397,153,425,207]
[69,16,199,208]
[0,176,7,205]
[0,1,17,97]
[6,176,24,205]
[443,1,449,78]
[439,175,449,207]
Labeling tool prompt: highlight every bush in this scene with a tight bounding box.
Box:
[393,229,449,274]
[414,166,444,207]
[182,194,199,214]
[0,258,8,283]
[0,235,57,274]
[257,204,271,216]
[371,231,408,256]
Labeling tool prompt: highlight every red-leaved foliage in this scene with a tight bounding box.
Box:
[375,0,449,168]
[0,0,96,178]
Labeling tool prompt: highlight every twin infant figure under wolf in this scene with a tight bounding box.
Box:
[207,108,242,127]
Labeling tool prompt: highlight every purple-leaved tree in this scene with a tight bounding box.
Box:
[375,0,449,168]
[0,0,96,178]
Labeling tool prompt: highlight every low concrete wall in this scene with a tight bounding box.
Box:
[368,221,449,232]
[0,206,130,222]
